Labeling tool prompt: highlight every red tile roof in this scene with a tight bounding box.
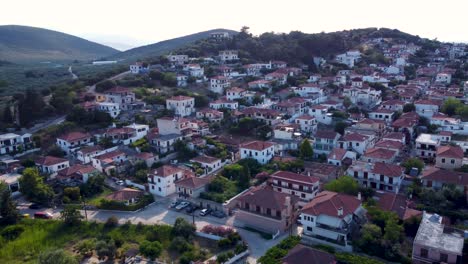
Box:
[237,185,298,211]
[106,188,143,201]
[282,244,336,264]
[271,171,319,185]
[150,165,194,178]
[363,148,397,160]
[341,133,368,142]
[57,131,91,142]
[301,191,361,219]
[315,130,339,140]
[328,148,347,160]
[374,140,404,150]
[422,167,468,186]
[436,145,464,159]
[241,141,275,151]
[377,192,422,221]
[168,95,194,101]
[175,176,212,189]
[190,155,220,164]
[35,156,68,166]
[371,162,403,177]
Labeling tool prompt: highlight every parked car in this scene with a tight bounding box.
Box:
[116,180,125,186]
[34,212,53,219]
[21,213,30,219]
[169,201,180,208]
[211,210,226,218]
[29,203,42,209]
[175,201,190,211]
[199,208,212,216]
[186,205,199,214]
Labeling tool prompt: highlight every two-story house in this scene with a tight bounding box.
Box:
[210,76,231,94]
[435,145,464,170]
[190,155,222,174]
[166,96,195,117]
[415,99,441,118]
[226,87,246,101]
[56,131,93,155]
[347,161,405,193]
[148,165,194,197]
[337,133,374,155]
[35,156,70,176]
[412,212,464,264]
[240,141,275,164]
[300,191,366,252]
[0,133,33,155]
[234,185,298,234]
[103,87,136,111]
[294,115,318,134]
[415,133,449,161]
[270,171,320,204]
[313,131,340,156]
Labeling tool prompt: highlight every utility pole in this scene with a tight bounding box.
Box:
[82,196,88,221]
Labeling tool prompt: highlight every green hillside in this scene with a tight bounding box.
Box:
[108,28,238,62]
[0,25,119,63]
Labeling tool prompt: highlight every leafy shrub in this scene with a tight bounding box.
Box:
[0,225,24,240]
[104,216,119,228]
[139,240,163,260]
[170,236,193,253]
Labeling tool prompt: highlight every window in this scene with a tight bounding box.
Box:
[440,253,448,263]
[256,206,260,212]
[451,159,455,164]
[307,226,312,231]
[266,208,271,215]
[420,248,428,258]
[158,187,161,192]
[441,158,445,163]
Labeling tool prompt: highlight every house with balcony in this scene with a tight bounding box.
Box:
[368,109,395,124]
[218,50,238,62]
[148,165,194,197]
[97,102,121,118]
[35,156,70,176]
[183,63,204,77]
[270,171,320,204]
[156,117,192,137]
[76,145,103,164]
[313,131,340,156]
[240,141,275,164]
[241,107,282,126]
[412,212,464,264]
[91,149,128,174]
[226,87,247,101]
[209,97,238,110]
[294,115,317,134]
[300,191,366,252]
[129,62,149,74]
[392,112,420,141]
[272,97,308,116]
[190,155,222,174]
[435,145,464,170]
[0,133,33,155]
[56,164,98,184]
[415,133,449,161]
[56,131,94,155]
[166,96,195,117]
[233,185,298,234]
[103,87,136,111]
[196,108,224,122]
[309,105,332,125]
[210,76,231,94]
[176,74,188,87]
[166,54,189,65]
[347,161,405,193]
[337,133,374,155]
[149,133,182,154]
[361,147,398,163]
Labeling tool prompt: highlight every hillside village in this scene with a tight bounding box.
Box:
[1,28,468,264]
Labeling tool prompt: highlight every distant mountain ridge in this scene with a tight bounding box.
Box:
[0,25,119,63]
[108,28,238,61]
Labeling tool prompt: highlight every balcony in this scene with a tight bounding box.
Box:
[316,223,349,234]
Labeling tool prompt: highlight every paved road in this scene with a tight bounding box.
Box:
[68,66,78,80]
[86,70,131,95]
[23,115,66,134]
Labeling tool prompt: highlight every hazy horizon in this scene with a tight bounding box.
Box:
[1,0,467,50]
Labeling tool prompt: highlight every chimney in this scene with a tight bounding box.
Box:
[307,171,311,177]
[337,207,343,217]
[357,192,362,201]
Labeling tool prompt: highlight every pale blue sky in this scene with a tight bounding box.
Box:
[1,0,467,50]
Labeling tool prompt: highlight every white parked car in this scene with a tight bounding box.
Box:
[175,201,190,211]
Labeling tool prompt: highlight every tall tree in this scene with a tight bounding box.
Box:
[0,183,19,225]
[299,139,314,160]
[60,205,83,226]
[324,176,359,195]
[18,168,54,205]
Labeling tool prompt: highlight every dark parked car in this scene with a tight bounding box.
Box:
[29,203,42,209]
[186,205,199,214]
[211,210,226,218]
